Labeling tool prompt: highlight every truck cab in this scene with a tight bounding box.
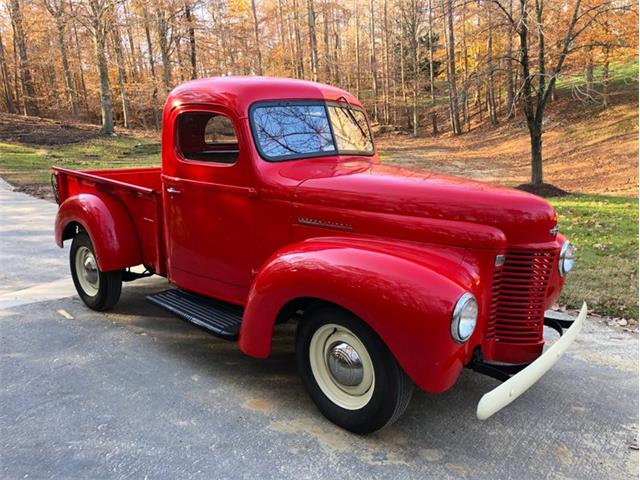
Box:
[53,77,583,433]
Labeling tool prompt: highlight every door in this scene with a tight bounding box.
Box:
[163,106,255,304]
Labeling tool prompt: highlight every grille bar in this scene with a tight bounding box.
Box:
[489,248,556,345]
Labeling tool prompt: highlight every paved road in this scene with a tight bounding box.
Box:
[1,179,638,479]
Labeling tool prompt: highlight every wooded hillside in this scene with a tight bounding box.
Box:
[0,0,637,183]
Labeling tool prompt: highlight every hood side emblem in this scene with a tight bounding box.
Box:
[549,225,560,236]
[298,217,353,231]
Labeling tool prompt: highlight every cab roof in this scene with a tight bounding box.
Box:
[164,76,363,116]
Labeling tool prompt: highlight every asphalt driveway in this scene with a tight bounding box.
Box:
[1,178,638,479]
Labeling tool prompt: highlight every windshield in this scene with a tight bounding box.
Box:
[250,101,374,161]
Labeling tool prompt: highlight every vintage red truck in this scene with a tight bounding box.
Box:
[52,77,585,433]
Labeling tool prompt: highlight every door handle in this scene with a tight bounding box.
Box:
[166,187,181,194]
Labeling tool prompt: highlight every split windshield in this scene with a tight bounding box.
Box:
[250,101,374,161]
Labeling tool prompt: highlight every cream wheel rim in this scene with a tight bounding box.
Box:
[309,323,375,410]
[75,246,99,296]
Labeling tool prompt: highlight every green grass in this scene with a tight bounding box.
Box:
[556,60,639,90]
[551,194,638,320]
[0,136,160,186]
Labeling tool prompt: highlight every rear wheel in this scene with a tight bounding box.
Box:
[295,306,414,433]
[70,232,122,311]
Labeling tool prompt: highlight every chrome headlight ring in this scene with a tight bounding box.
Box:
[559,241,575,277]
[451,292,478,343]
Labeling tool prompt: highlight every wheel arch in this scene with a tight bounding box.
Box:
[239,238,477,393]
[55,193,143,272]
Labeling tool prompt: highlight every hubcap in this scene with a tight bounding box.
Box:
[327,342,364,387]
[83,255,98,285]
[309,324,375,410]
[75,246,99,296]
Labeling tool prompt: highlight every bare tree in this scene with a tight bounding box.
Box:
[184,1,197,79]
[42,0,79,118]
[141,2,160,129]
[354,0,361,96]
[486,3,498,125]
[0,30,16,113]
[369,0,379,121]
[111,5,131,128]
[307,0,319,81]
[8,0,38,116]
[504,0,515,119]
[250,0,263,75]
[78,0,116,134]
[441,0,461,134]
[494,0,621,184]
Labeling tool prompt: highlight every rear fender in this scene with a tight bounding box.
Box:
[55,193,143,272]
[239,237,477,393]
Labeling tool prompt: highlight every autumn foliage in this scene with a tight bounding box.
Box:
[0,0,637,182]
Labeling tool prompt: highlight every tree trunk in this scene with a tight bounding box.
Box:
[94,31,114,134]
[412,23,418,135]
[69,0,89,112]
[486,9,498,126]
[322,1,331,80]
[8,0,38,116]
[332,7,341,84]
[111,15,131,128]
[11,34,21,110]
[184,2,198,79]
[369,0,379,121]
[505,0,515,119]
[461,0,470,130]
[442,0,461,135]
[277,0,291,74]
[122,0,138,80]
[307,0,319,81]
[250,0,263,75]
[142,5,160,130]
[55,20,80,118]
[43,0,80,118]
[0,30,16,113]
[292,0,305,78]
[354,0,360,96]
[155,10,172,92]
[529,122,543,184]
[427,0,435,104]
[382,0,390,124]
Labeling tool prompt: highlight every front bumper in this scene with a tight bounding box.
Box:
[475,302,587,420]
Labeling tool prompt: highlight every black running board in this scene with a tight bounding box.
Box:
[146,289,243,340]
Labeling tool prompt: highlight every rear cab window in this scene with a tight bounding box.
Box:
[176,111,239,164]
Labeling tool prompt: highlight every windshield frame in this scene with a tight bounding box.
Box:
[248,99,375,162]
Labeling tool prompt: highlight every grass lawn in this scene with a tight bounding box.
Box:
[0,136,160,187]
[551,195,638,321]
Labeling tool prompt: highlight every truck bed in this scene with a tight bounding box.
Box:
[53,166,166,275]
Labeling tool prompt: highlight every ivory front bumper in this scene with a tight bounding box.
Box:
[477,302,587,420]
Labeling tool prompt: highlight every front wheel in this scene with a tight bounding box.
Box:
[70,232,122,311]
[296,306,414,433]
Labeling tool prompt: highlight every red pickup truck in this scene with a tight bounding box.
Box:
[53,77,584,433]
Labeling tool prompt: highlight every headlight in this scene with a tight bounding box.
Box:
[451,292,478,343]
[559,241,575,277]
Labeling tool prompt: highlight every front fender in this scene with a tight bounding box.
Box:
[239,237,476,393]
[55,193,143,272]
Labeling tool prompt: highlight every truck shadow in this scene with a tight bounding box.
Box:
[105,280,500,451]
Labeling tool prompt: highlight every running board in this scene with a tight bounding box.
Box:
[146,289,243,340]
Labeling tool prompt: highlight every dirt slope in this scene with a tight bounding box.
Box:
[378,101,638,197]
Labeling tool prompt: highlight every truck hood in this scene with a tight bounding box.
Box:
[290,159,557,246]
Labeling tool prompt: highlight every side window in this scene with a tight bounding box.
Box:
[177,111,239,164]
